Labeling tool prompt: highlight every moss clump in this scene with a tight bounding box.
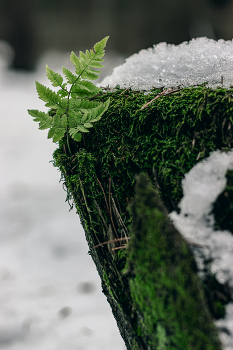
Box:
[126,173,221,350]
[52,85,233,349]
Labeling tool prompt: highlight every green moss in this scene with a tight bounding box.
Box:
[52,85,233,349]
[126,173,221,350]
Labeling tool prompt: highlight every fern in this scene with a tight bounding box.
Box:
[28,36,110,143]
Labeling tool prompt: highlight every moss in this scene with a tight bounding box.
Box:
[126,173,221,350]
[52,85,233,349]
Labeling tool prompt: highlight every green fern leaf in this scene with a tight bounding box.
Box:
[35,81,62,107]
[28,109,53,129]
[85,49,92,59]
[52,114,67,128]
[89,61,104,69]
[60,115,67,128]
[46,65,63,87]
[89,98,111,122]
[57,88,69,97]
[70,51,84,75]
[78,80,101,93]
[79,51,87,60]
[71,80,100,97]
[68,110,83,128]
[79,100,92,110]
[94,36,109,53]
[69,128,82,141]
[54,108,65,118]
[62,67,77,84]
[83,122,93,128]
[76,125,89,132]
[81,112,89,123]
[71,91,91,98]
[81,69,100,81]
[60,99,68,109]
[47,127,57,139]
[52,128,66,142]
[53,114,60,126]
[69,99,82,109]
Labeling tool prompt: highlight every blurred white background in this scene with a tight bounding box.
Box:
[0,41,126,350]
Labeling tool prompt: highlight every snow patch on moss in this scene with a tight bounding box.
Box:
[99,37,233,91]
[169,149,233,349]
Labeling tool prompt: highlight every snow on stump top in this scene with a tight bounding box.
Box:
[99,37,233,90]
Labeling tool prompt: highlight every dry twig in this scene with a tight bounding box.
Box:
[119,86,132,95]
[112,245,127,251]
[141,87,183,110]
[93,237,131,249]
[94,199,109,232]
[96,177,110,214]
[111,195,129,238]
[109,176,118,236]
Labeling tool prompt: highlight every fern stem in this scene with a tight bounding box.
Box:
[66,131,72,155]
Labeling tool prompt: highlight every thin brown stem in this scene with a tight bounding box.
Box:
[93,237,131,249]
[141,87,182,110]
[94,199,109,232]
[111,195,129,238]
[112,245,127,251]
[109,176,118,237]
[119,86,132,96]
[96,177,110,214]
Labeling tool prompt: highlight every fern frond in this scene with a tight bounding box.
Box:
[69,99,82,109]
[52,114,67,128]
[35,81,63,109]
[81,68,100,81]
[91,99,111,122]
[71,80,101,97]
[94,36,109,53]
[60,115,68,128]
[47,127,57,139]
[68,110,83,128]
[81,111,89,123]
[29,37,110,144]
[46,65,63,87]
[79,51,86,60]
[88,60,105,69]
[70,51,84,75]
[79,100,93,110]
[52,128,66,142]
[80,98,110,125]
[83,122,93,128]
[62,67,77,84]
[70,36,109,80]
[69,128,82,141]
[28,109,53,129]
[60,99,68,109]
[57,88,69,98]
[76,125,89,132]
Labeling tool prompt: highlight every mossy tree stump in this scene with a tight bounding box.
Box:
[53,85,233,349]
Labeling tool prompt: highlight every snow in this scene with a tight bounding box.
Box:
[169,150,233,350]
[0,43,126,350]
[99,37,233,90]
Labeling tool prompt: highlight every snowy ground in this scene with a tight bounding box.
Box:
[0,46,126,350]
